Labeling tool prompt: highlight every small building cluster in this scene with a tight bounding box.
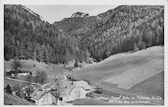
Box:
[6,69,37,77]
[9,83,40,102]
[30,76,91,105]
[5,67,92,105]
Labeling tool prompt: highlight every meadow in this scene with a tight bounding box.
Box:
[71,46,164,100]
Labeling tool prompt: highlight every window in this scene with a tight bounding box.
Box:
[59,97,62,101]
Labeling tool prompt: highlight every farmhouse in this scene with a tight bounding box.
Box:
[30,79,91,105]
[50,80,91,102]
[6,68,37,77]
[29,69,38,77]
[18,69,29,77]
[17,69,37,77]
[6,69,16,76]
[30,88,58,105]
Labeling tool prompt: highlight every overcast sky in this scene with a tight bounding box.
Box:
[25,5,118,24]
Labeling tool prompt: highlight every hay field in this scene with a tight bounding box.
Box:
[99,72,164,99]
[71,46,164,85]
[103,57,163,89]
[71,46,164,99]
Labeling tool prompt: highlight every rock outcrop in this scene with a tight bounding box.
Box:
[71,12,89,18]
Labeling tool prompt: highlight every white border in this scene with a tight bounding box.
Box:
[1,0,167,5]
[0,0,167,107]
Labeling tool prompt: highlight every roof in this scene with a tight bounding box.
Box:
[41,82,54,90]
[50,90,59,97]
[35,90,48,100]
[74,81,91,90]
[50,80,74,97]
[50,80,90,97]
[59,89,70,97]
[18,69,36,73]
[31,89,49,101]
[31,89,63,101]
[30,80,91,100]
[57,75,66,80]
[30,69,37,72]
[30,88,41,98]
[18,69,30,73]
[23,83,40,91]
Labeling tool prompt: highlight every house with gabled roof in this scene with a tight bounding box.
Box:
[50,80,91,102]
[30,79,91,105]
[30,88,58,105]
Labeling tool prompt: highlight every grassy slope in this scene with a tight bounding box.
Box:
[4,92,32,105]
[4,78,26,90]
[103,57,163,89]
[4,59,66,84]
[71,46,163,84]
[129,72,164,98]
[71,46,164,98]
[100,71,164,98]
[4,59,65,76]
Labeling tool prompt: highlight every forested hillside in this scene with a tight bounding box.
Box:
[4,5,164,64]
[4,5,88,64]
[70,5,164,61]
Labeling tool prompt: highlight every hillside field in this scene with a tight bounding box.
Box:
[71,46,164,98]
[103,57,163,89]
[4,78,26,89]
[4,59,66,77]
[4,92,32,105]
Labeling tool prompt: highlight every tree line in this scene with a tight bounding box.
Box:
[78,5,164,61]
[4,5,89,64]
[4,5,164,64]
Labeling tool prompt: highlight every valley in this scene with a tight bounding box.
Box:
[3,4,164,105]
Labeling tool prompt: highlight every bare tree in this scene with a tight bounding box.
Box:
[12,83,21,92]
[25,85,34,100]
[26,71,48,85]
[51,79,61,105]
[37,71,48,84]
[12,56,22,75]
[24,75,34,100]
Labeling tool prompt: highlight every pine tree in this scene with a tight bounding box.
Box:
[12,56,22,75]
[74,60,79,67]
[134,42,139,51]
[5,84,12,94]
[141,41,146,50]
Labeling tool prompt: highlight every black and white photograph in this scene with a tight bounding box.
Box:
[1,0,167,106]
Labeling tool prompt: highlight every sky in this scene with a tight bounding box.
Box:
[25,5,118,24]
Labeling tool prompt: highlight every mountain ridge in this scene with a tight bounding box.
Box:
[4,5,164,64]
